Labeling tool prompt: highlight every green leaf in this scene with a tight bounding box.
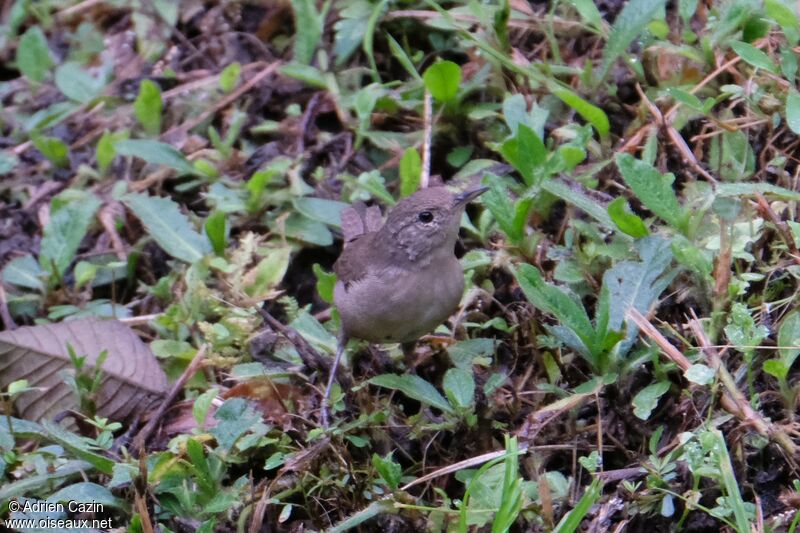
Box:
[786,90,800,134]
[2,254,43,290]
[500,124,546,185]
[607,197,649,238]
[551,87,610,138]
[96,131,116,174]
[48,482,127,511]
[766,0,799,44]
[514,264,597,361]
[423,60,461,102]
[443,367,475,409]
[372,452,402,491]
[569,0,604,31]
[483,179,523,244]
[31,134,70,168]
[134,79,163,136]
[290,0,323,64]
[730,40,779,74]
[0,150,18,175]
[615,153,686,232]
[40,195,101,278]
[399,147,422,197]
[632,380,670,420]
[122,193,212,263]
[386,33,421,80]
[369,374,454,414]
[283,213,333,246]
[204,211,227,256]
[292,197,349,228]
[763,359,789,380]
[244,247,291,298]
[115,139,195,175]
[219,62,241,93]
[17,26,53,83]
[599,0,666,82]
[280,62,331,90]
[685,364,716,385]
[778,310,800,369]
[448,338,495,369]
[210,398,263,455]
[554,478,603,533]
[55,62,107,103]
[313,264,336,304]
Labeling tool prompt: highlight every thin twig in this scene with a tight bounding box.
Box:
[255,306,328,372]
[421,90,432,189]
[133,344,208,455]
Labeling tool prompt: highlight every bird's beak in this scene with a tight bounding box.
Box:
[454,186,489,207]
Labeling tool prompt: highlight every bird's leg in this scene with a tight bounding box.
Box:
[321,333,348,428]
[401,341,417,369]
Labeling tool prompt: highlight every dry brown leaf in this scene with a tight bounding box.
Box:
[0,318,168,423]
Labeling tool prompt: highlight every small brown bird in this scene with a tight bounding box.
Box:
[321,185,487,425]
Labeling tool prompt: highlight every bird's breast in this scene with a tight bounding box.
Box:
[334,257,464,343]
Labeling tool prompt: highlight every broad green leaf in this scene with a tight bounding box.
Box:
[204,211,227,256]
[448,338,495,369]
[399,147,422,197]
[55,62,107,103]
[786,90,800,134]
[601,236,675,358]
[607,197,649,238]
[219,62,241,93]
[515,264,596,359]
[685,364,716,385]
[763,359,789,380]
[372,452,402,490]
[313,263,336,304]
[443,367,475,409]
[551,87,610,138]
[541,179,615,229]
[716,182,800,201]
[423,60,461,102]
[615,153,686,232]
[17,26,53,83]
[334,1,371,65]
[632,380,670,420]
[244,247,291,298]
[709,128,754,181]
[730,40,778,74]
[210,398,262,455]
[569,0,603,31]
[765,0,799,44]
[48,482,127,510]
[369,374,454,413]
[282,213,333,245]
[483,179,523,244]
[292,197,349,228]
[31,134,70,168]
[122,193,212,263]
[500,124,546,185]
[96,131,116,174]
[2,254,43,290]
[599,0,666,82]
[134,79,163,136]
[290,0,323,64]
[115,139,195,175]
[778,311,800,369]
[280,62,331,90]
[40,195,101,278]
[291,311,338,354]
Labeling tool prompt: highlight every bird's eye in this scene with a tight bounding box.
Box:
[418,211,434,223]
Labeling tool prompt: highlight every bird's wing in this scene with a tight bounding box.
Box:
[340,203,383,245]
[334,231,374,286]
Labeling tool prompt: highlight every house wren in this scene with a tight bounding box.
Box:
[321,185,487,426]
